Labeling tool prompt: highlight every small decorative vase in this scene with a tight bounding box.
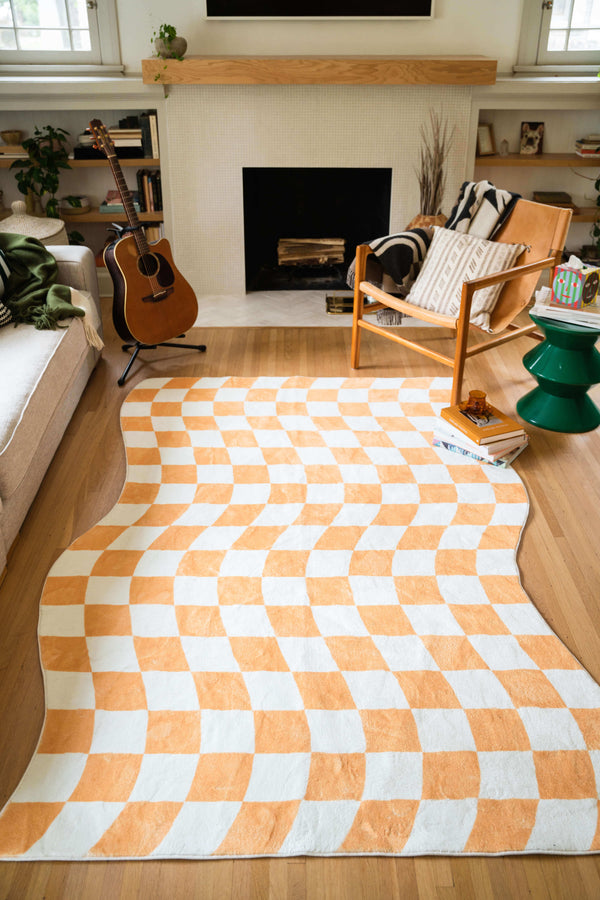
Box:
[154,36,187,59]
[405,213,448,230]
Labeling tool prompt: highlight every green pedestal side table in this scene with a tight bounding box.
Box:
[517,313,600,433]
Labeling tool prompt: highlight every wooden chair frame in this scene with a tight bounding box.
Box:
[351,200,573,405]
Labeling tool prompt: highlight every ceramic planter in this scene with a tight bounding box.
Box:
[154,36,187,59]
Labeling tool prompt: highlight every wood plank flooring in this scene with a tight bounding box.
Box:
[0,299,599,899]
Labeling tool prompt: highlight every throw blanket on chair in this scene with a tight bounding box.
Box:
[346,181,522,325]
[346,227,432,292]
[443,180,521,239]
[0,233,84,330]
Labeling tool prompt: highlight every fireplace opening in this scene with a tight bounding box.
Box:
[243,167,392,291]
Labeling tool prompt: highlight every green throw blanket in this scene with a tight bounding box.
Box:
[0,232,84,330]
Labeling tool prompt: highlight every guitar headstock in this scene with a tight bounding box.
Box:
[89,119,115,159]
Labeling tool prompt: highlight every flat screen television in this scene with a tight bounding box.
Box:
[203,1,433,18]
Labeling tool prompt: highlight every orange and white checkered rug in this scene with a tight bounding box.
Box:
[1,376,599,860]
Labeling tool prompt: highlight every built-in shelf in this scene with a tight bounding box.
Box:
[475,153,600,168]
[142,55,497,86]
[0,157,159,169]
[60,208,163,223]
[565,207,596,223]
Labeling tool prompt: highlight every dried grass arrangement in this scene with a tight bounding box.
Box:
[416,110,455,216]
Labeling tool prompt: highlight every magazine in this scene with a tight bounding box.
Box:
[433,438,528,468]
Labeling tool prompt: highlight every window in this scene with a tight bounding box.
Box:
[0,0,121,70]
[517,0,600,71]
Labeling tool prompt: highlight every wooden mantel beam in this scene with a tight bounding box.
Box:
[141,55,497,86]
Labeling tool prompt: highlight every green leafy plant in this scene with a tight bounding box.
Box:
[155,23,177,45]
[152,23,186,60]
[10,125,71,218]
[67,229,85,246]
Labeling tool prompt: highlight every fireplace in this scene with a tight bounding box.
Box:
[163,84,470,297]
[243,167,392,291]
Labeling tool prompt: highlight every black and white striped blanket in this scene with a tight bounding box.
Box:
[346,181,521,295]
[346,227,432,292]
[444,180,521,239]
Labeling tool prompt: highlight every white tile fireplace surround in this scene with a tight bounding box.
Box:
[164,84,472,323]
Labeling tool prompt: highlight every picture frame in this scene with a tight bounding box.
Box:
[520,121,544,156]
[476,123,496,157]
[202,0,434,19]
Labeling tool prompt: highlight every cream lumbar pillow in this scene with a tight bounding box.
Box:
[406,226,527,332]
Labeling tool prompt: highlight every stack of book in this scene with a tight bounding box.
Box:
[433,402,528,468]
[73,111,159,160]
[99,189,141,214]
[532,190,577,210]
[0,143,27,158]
[531,286,600,329]
[575,134,600,158]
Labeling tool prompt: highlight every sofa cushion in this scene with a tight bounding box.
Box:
[0,294,95,498]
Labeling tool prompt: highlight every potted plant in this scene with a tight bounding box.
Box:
[10,125,71,218]
[153,23,187,60]
[407,110,455,229]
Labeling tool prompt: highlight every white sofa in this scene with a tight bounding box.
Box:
[0,245,103,578]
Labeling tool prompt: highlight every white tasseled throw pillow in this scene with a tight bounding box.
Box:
[407,227,527,332]
[0,247,13,328]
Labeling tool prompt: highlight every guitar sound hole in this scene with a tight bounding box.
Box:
[137,252,175,287]
[138,253,160,278]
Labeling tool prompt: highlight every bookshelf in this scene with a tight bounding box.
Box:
[0,157,164,223]
[0,106,164,263]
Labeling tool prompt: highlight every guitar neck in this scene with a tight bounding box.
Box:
[106,154,150,255]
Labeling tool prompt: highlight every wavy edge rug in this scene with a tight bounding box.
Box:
[0,375,599,860]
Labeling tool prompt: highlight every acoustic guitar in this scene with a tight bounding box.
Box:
[88,118,198,345]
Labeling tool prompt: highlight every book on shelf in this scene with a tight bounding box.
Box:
[532,190,576,209]
[144,224,163,242]
[73,145,143,160]
[135,168,162,213]
[439,402,526,445]
[139,112,159,159]
[433,437,529,468]
[433,418,528,460]
[107,128,142,137]
[99,189,141,213]
[110,138,143,148]
[0,143,27,156]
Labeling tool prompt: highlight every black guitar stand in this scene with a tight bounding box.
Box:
[118,335,206,386]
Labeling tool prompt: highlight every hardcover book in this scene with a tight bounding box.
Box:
[440,403,526,445]
[433,438,528,468]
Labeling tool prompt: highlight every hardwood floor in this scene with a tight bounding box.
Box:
[0,299,599,899]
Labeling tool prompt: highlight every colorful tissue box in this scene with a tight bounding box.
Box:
[552,264,600,309]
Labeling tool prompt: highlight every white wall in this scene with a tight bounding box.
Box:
[117,0,524,76]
